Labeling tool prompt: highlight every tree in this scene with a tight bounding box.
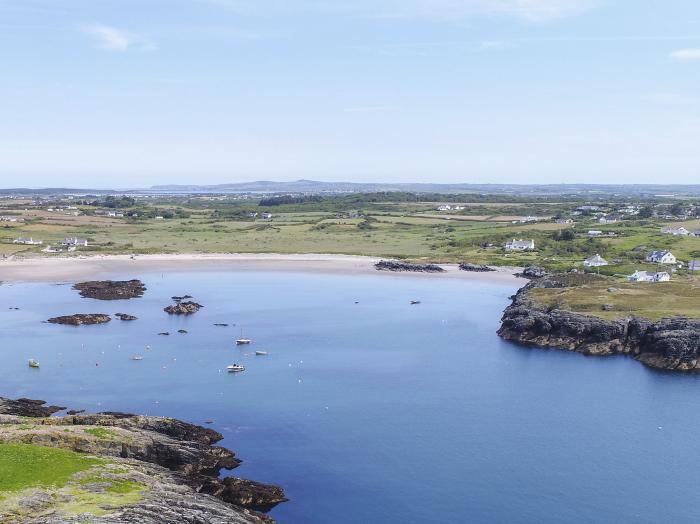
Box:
[638,206,653,218]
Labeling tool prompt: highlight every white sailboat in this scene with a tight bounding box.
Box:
[236,328,252,345]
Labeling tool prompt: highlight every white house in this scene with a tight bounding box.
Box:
[599,216,618,224]
[555,218,574,224]
[61,237,88,247]
[646,250,676,264]
[661,226,689,236]
[505,239,535,251]
[261,212,273,220]
[13,237,42,245]
[628,271,671,283]
[584,254,608,267]
[588,230,603,237]
[437,205,452,211]
[689,260,700,271]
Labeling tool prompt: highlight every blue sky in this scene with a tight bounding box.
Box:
[1,0,699,188]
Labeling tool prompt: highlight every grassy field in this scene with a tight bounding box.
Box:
[0,443,103,492]
[530,276,700,321]
[0,441,146,519]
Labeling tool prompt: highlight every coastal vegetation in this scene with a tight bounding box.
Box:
[1,193,698,272]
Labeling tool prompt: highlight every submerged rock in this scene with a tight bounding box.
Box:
[375,260,445,273]
[73,279,146,300]
[164,301,203,315]
[47,314,111,326]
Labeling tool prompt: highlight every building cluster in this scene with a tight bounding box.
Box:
[628,271,671,283]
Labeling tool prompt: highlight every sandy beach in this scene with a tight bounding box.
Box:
[0,253,521,283]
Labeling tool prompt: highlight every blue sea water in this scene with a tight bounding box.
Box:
[1,269,700,523]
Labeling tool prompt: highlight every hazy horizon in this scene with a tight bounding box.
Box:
[2,0,700,187]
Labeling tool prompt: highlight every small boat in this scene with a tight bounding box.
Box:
[28,359,40,368]
[130,356,144,361]
[410,300,421,305]
[236,328,252,345]
[255,351,268,356]
[227,364,245,372]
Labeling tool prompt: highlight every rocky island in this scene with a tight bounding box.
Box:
[47,314,112,326]
[73,280,147,300]
[0,396,286,523]
[498,273,700,371]
[164,301,203,315]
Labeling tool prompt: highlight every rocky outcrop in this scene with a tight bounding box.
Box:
[0,397,66,417]
[459,262,495,272]
[47,314,111,325]
[516,265,548,279]
[73,280,146,300]
[498,274,700,371]
[375,260,445,273]
[0,397,287,523]
[115,313,137,321]
[164,301,203,315]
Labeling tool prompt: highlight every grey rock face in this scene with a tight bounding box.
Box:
[498,275,700,371]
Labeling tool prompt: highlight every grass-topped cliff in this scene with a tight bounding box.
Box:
[498,273,700,371]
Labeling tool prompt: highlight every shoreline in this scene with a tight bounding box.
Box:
[0,253,522,283]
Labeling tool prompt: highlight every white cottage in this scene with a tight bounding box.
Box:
[505,239,535,251]
[645,250,676,264]
[583,254,608,267]
[661,226,689,236]
[61,237,88,247]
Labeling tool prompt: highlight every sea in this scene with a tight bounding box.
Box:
[2,269,700,523]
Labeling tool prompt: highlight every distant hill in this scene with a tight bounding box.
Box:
[1,180,699,197]
[150,180,700,196]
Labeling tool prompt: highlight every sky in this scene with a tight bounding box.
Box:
[1,0,699,188]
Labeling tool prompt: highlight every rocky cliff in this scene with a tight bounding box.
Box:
[498,274,700,371]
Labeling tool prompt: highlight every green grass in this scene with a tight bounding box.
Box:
[0,443,103,492]
[530,276,700,321]
[84,427,117,439]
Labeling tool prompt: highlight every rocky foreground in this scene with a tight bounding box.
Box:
[0,397,286,523]
[73,280,147,300]
[498,273,700,371]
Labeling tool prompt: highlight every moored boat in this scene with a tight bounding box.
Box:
[28,359,40,368]
[227,364,245,372]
